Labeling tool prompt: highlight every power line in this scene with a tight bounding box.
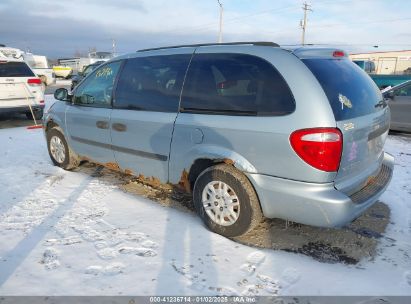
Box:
[157,4,301,39]
[310,17,411,29]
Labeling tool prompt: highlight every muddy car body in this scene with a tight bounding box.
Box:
[44,42,394,237]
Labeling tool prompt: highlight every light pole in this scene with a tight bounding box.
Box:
[217,0,223,43]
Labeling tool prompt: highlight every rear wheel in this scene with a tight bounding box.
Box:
[46,128,79,170]
[193,164,263,237]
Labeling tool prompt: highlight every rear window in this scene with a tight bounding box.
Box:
[0,61,35,77]
[181,53,295,116]
[303,59,382,121]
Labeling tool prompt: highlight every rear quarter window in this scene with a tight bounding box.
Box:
[0,61,35,77]
[303,59,382,121]
[181,53,295,116]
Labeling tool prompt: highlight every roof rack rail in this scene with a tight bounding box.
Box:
[137,41,279,52]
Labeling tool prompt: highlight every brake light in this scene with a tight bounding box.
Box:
[27,78,42,86]
[333,50,345,57]
[217,80,237,89]
[40,100,45,104]
[290,128,343,172]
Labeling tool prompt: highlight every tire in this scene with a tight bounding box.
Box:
[26,109,43,120]
[46,128,79,170]
[193,164,263,237]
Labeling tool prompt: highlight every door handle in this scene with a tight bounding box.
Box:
[112,123,127,132]
[96,120,109,129]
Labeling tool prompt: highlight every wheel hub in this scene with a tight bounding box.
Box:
[201,181,240,226]
[49,135,66,164]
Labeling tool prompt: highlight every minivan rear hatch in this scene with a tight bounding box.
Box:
[302,57,389,195]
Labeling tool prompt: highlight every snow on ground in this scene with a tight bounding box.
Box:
[0,99,410,296]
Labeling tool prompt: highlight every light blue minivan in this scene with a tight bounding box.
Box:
[45,42,394,237]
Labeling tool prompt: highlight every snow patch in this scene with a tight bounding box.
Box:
[240,263,256,276]
[41,247,60,270]
[281,267,301,285]
[85,263,126,276]
[246,251,266,265]
[118,246,157,257]
[97,247,118,260]
[405,271,411,286]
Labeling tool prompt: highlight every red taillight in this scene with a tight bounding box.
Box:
[333,50,345,57]
[290,128,343,172]
[217,80,237,89]
[27,78,42,86]
[40,100,45,104]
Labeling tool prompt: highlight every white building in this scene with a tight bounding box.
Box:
[350,50,411,74]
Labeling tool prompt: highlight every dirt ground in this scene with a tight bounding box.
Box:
[74,162,391,265]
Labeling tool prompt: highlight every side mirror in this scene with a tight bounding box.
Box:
[54,88,71,102]
[385,90,395,100]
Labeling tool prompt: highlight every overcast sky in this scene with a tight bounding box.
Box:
[1,0,410,58]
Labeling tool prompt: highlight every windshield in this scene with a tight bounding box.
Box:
[83,65,97,76]
[303,59,383,121]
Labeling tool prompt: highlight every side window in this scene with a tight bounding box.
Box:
[114,54,192,112]
[73,61,122,107]
[394,83,411,97]
[180,53,295,116]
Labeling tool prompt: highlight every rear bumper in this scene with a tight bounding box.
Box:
[247,152,394,228]
[0,104,44,114]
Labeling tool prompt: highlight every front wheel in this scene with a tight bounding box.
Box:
[46,128,79,170]
[193,164,263,237]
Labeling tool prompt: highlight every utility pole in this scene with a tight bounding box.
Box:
[217,0,223,43]
[300,1,312,46]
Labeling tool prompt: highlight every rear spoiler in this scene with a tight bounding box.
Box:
[292,48,347,59]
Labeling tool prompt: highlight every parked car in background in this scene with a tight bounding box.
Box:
[371,74,411,90]
[32,67,56,86]
[30,55,55,86]
[57,52,114,76]
[70,61,104,91]
[45,42,393,237]
[352,59,411,89]
[383,80,411,132]
[0,46,56,86]
[0,59,44,119]
[52,65,72,79]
